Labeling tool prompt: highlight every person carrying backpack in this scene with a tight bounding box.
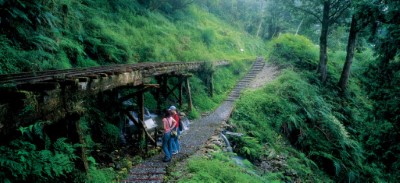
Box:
[169,106,181,154]
[162,109,176,162]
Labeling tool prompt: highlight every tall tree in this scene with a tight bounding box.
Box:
[338,15,357,91]
[338,0,376,91]
[264,0,298,40]
[290,0,351,83]
[255,0,265,37]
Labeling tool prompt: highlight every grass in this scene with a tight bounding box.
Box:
[0,2,265,74]
[171,151,269,183]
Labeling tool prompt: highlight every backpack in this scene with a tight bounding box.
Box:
[178,115,183,131]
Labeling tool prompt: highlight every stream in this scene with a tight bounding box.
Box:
[220,132,261,177]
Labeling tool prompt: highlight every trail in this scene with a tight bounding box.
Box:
[121,57,278,183]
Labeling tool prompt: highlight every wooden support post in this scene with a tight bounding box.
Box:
[153,128,158,148]
[137,91,148,153]
[161,76,168,101]
[185,77,193,111]
[155,76,166,112]
[67,112,89,175]
[75,118,89,174]
[125,111,156,144]
[155,78,162,113]
[179,82,183,107]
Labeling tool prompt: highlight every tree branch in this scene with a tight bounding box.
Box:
[329,0,341,11]
[293,6,322,23]
[329,1,351,24]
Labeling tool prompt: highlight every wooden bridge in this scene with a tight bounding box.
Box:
[0,61,230,171]
[0,61,228,126]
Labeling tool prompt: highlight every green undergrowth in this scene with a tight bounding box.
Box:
[267,33,319,71]
[0,119,120,183]
[171,151,270,183]
[0,138,77,182]
[0,1,264,74]
[228,34,382,182]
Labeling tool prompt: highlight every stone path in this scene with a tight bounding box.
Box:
[121,57,266,183]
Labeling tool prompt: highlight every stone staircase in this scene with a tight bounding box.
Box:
[226,57,265,101]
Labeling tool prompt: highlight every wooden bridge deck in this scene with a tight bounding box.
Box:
[0,61,228,88]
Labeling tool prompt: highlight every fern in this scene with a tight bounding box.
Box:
[18,121,49,140]
[28,34,58,51]
[232,68,372,181]
[0,138,77,182]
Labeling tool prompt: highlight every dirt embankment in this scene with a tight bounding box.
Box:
[248,63,279,89]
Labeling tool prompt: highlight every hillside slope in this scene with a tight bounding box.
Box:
[0,1,265,74]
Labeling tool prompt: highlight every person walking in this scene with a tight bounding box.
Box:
[162,109,176,162]
[169,106,181,155]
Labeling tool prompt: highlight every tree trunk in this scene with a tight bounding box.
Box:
[256,0,264,37]
[295,19,303,35]
[267,23,274,40]
[318,0,330,83]
[339,15,358,91]
[256,18,263,37]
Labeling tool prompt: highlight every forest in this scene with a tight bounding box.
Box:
[0,0,399,182]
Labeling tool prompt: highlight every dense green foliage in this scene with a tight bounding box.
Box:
[230,34,382,182]
[0,121,80,182]
[0,138,77,182]
[0,0,263,74]
[0,116,126,182]
[354,0,400,180]
[177,152,268,183]
[360,58,400,181]
[233,70,372,181]
[268,34,318,70]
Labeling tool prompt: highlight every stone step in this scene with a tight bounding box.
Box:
[243,77,254,80]
[122,174,164,183]
[129,168,166,174]
[246,74,257,76]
